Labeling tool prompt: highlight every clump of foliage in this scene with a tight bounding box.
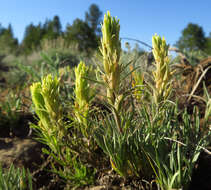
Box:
[25,10,211,190]
[30,74,95,189]
[0,164,32,190]
[0,90,22,130]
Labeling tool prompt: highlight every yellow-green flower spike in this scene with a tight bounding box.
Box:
[42,74,62,122]
[100,11,121,105]
[30,74,64,142]
[30,82,50,131]
[74,61,94,131]
[152,34,173,105]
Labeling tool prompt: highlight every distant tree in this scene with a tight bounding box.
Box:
[85,4,102,36]
[22,23,44,54]
[0,24,4,35]
[21,15,63,54]
[43,15,62,40]
[52,15,62,34]
[65,18,98,52]
[0,24,18,54]
[205,32,211,55]
[176,23,207,52]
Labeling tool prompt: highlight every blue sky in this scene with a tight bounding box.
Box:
[0,0,211,49]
